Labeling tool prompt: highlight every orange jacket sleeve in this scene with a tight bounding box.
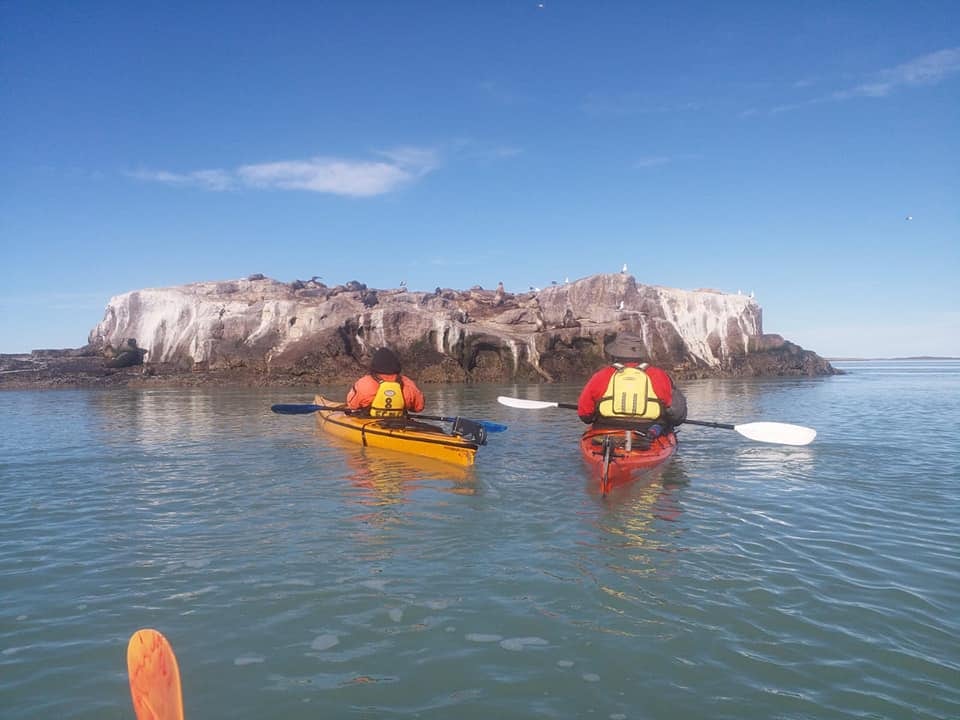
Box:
[400,375,425,412]
[346,375,378,410]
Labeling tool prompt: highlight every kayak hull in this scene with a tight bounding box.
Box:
[579,428,678,491]
[314,395,478,466]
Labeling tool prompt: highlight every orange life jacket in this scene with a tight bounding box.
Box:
[369,375,406,418]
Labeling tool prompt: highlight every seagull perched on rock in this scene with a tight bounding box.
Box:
[621,263,628,274]
[617,300,625,310]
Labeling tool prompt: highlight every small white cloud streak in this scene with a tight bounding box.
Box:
[766,47,960,115]
[127,168,238,191]
[129,147,440,197]
[237,159,411,196]
[836,47,960,99]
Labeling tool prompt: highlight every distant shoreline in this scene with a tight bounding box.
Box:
[827,356,960,361]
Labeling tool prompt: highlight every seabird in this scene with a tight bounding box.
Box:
[621,263,628,273]
[617,300,625,310]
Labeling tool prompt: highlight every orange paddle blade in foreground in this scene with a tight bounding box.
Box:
[127,628,184,720]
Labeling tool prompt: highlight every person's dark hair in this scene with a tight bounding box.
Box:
[370,347,401,374]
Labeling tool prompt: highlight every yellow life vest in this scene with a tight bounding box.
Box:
[597,364,663,420]
[369,376,406,418]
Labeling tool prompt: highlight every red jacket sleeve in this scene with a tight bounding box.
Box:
[577,367,615,419]
[644,366,674,406]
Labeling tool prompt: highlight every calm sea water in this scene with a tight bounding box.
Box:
[2,361,958,719]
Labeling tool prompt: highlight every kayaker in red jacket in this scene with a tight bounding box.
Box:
[346,347,425,417]
[577,334,687,432]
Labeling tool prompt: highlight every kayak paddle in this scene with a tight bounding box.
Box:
[271,403,346,414]
[270,403,508,433]
[682,419,816,446]
[496,395,816,446]
[127,628,184,720]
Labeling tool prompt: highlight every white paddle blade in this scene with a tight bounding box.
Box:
[496,396,560,410]
[733,422,817,446]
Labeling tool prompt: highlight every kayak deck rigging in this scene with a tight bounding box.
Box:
[579,427,678,494]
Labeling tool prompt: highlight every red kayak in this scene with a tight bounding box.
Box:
[579,428,678,493]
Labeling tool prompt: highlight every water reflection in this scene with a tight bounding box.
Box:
[86,389,293,449]
[322,430,477,508]
[731,444,816,481]
[682,376,821,428]
[575,459,691,590]
[569,474,691,636]
[598,467,686,532]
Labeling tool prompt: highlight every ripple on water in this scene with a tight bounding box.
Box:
[2,380,959,720]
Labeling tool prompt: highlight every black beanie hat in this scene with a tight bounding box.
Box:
[370,347,401,374]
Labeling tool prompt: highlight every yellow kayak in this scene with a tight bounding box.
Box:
[314,395,479,466]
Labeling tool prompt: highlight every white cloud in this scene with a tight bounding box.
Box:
[376,146,440,175]
[237,158,412,196]
[835,47,960,99]
[127,168,234,190]
[129,147,440,197]
[765,47,960,115]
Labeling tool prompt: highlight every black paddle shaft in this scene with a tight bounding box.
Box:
[683,419,736,430]
[550,401,736,431]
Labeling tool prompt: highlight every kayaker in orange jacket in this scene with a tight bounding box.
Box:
[577,334,687,432]
[346,347,426,417]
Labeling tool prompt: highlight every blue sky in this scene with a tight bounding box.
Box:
[2,1,958,358]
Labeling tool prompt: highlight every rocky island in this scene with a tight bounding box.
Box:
[0,273,835,389]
